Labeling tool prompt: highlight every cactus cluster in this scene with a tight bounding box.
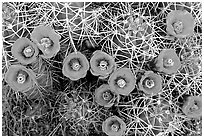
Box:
[2,2,202,136]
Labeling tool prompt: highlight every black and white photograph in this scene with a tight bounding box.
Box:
[1,2,202,136]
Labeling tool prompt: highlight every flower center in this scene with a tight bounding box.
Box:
[40,37,52,53]
[145,79,155,89]
[189,101,199,112]
[99,60,108,71]
[102,91,112,101]
[17,73,26,84]
[72,62,81,71]
[117,78,126,88]
[173,21,183,34]
[164,58,174,67]
[111,124,119,132]
[23,45,34,58]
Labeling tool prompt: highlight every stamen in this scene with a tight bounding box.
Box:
[102,91,112,101]
[145,79,155,88]
[23,45,34,58]
[189,101,199,112]
[173,21,183,34]
[164,58,174,67]
[40,37,52,48]
[117,79,126,88]
[40,37,52,54]
[111,124,119,132]
[99,60,108,71]
[72,62,81,71]
[17,73,26,84]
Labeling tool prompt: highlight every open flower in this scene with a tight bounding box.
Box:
[90,50,116,79]
[62,51,89,81]
[4,64,36,92]
[11,37,39,65]
[138,71,162,96]
[166,10,194,38]
[30,25,61,59]
[182,96,202,119]
[102,116,126,136]
[108,68,136,96]
[155,49,181,74]
[94,84,116,107]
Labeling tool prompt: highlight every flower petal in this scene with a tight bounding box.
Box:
[166,10,194,38]
[102,116,126,136]
[182,96,202,119]
[62,51,89,81]
[108,68,136,96]
[30,25,61,59]
[94,84,116,107]
[90,50,116,78]
[5,64,36,92]
[155,49,181,74]
[138,71,162,96]
[11,37,39,65]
